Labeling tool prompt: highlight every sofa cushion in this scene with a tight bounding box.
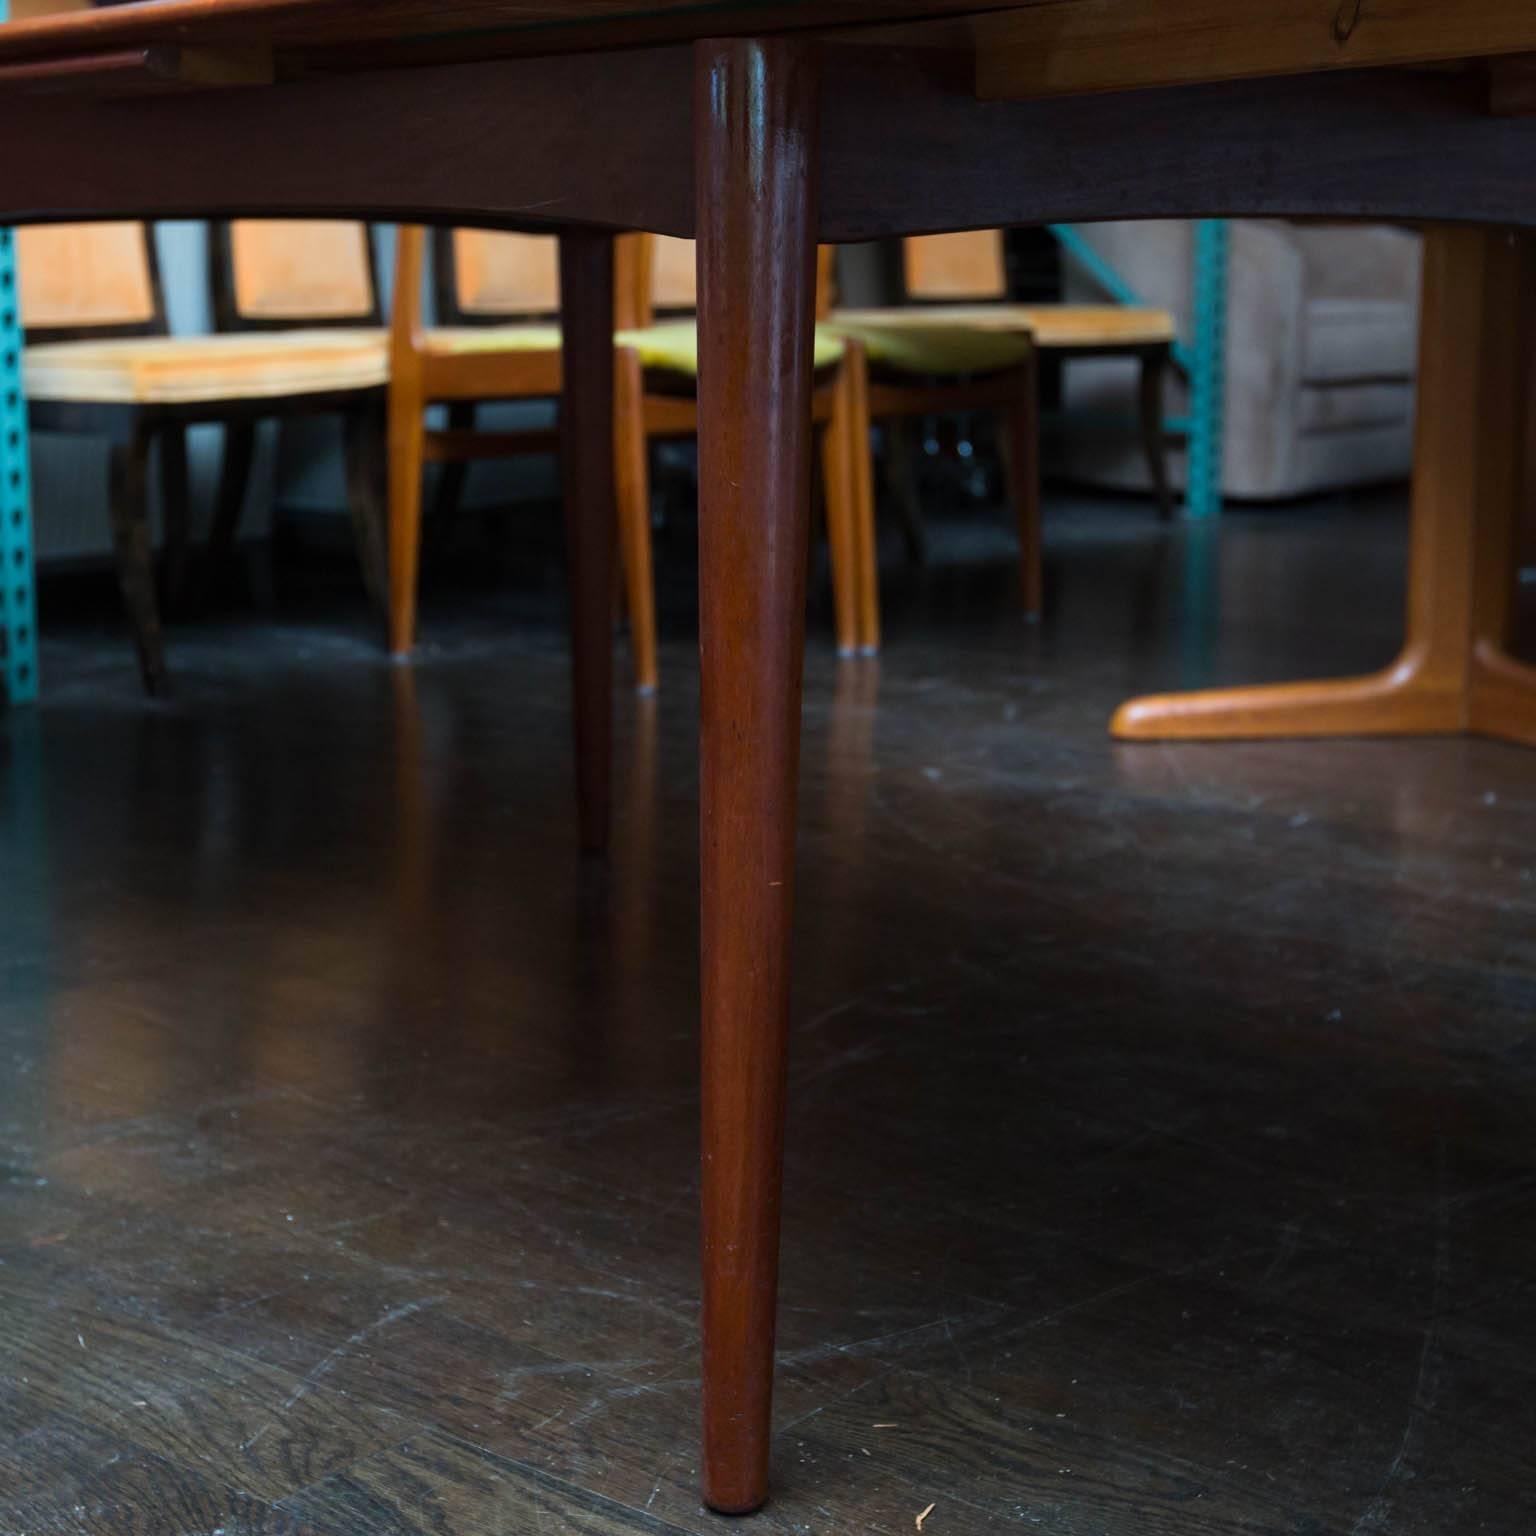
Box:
[1300,298,1417,384]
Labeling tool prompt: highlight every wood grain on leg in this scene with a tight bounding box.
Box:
[696,34,820,1516]
[1113,226,1535,745]
[558,230,617,855]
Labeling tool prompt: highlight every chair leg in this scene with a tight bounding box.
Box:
[387,377,427,657]
[108,425,168,696]
[880,415,926,567]
[1139,348,1176,522]
[206,420,256,590]
[1001,352,1044,620]
[159,423,192,608]
[820,362,860,658]
[842,340,880,654]
[614,346,659,693]
[343,403,389,625]
[429,400,476,550]
[696,34,819,1517]
[558,231,618,856]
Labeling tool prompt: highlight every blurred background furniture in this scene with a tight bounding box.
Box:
[1055,220,1423,504]
[209,220,389,608]
[20,220,388,692]
[388,227,659,678]
[614,234,862,679]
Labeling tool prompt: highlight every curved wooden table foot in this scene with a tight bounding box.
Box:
[1111,654,1465,741]
[1470,643,1536,747]
[1113,226,1536,754]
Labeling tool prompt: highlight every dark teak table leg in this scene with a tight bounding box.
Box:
[695,34,821,1516]
[559,232,618,855]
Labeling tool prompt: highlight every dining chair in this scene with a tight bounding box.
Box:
[207,219,390,608]
[873,230,1177,515]
[611,233,868,684]
[824,230,1049,653]
[19,221,390,693]
[395,230,864,690]
[388,226,659,682]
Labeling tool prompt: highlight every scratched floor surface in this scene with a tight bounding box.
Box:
[2,493,1534,1534]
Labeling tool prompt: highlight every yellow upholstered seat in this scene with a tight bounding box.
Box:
[823,318,1033,377]
[830,304,1176,351]
[419,324,563,356]
[616,319,846,376]
[25,328,389,405]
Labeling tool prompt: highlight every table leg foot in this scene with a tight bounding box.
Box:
[1471,643,1536,747]
[559,232,617,855]
[1113,226,1536,753]
[1111,653,1466,741]
[695,33,820,1517]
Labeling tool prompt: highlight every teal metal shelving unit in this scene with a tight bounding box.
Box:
[1048,219,1229,521]
[0,0,39,706]
[1184,219,1229,522]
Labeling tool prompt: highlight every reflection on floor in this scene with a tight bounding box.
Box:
[3,489,1535,1534]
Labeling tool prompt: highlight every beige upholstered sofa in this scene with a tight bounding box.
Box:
[1054,220,1423,502]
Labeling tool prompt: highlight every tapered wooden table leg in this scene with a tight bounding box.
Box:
[695,35,820,1517]
[1112,226,1536,749]
[559,232,617,854]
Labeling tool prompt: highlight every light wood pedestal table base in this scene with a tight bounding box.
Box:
[1113,226,1536,751]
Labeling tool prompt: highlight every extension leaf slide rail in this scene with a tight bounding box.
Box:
[1,0,1535,1511]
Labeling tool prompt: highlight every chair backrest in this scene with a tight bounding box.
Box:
[637,234,836,324]
[15,222,166,343]
[902,231,1008,302]
[212,220,381,331]
[431,228,650,331]
[436,229,562,325]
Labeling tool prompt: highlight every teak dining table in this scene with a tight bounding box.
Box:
[3,0,1536,1513]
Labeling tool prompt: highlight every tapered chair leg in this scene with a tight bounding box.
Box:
[207,420,256,589]
[696,34,820,1517]
[1001,351,1043,619]
[159,423,192,608]
[343,402,389,624]
[558,232,617,855]
[840,339,881,655]
[387,377,427,657]
[614,345,659,693]
[820,361,860,657]
[108,425,168,696]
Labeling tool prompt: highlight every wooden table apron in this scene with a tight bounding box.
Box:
[2,22,1536,1516]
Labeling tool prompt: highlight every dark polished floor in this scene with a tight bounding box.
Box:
[3,490,1536,1535]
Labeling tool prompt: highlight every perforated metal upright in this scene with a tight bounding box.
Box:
[1184,218,1230,522]
[0,0,39,706]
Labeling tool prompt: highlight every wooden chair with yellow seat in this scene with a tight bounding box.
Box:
[206,219,390,608]
[822,232,1049,655]
[18,221,391,694]
[388,225,658,680]
[829,228,1177,648]
[611,233,870,678]
[391,229,865,688]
